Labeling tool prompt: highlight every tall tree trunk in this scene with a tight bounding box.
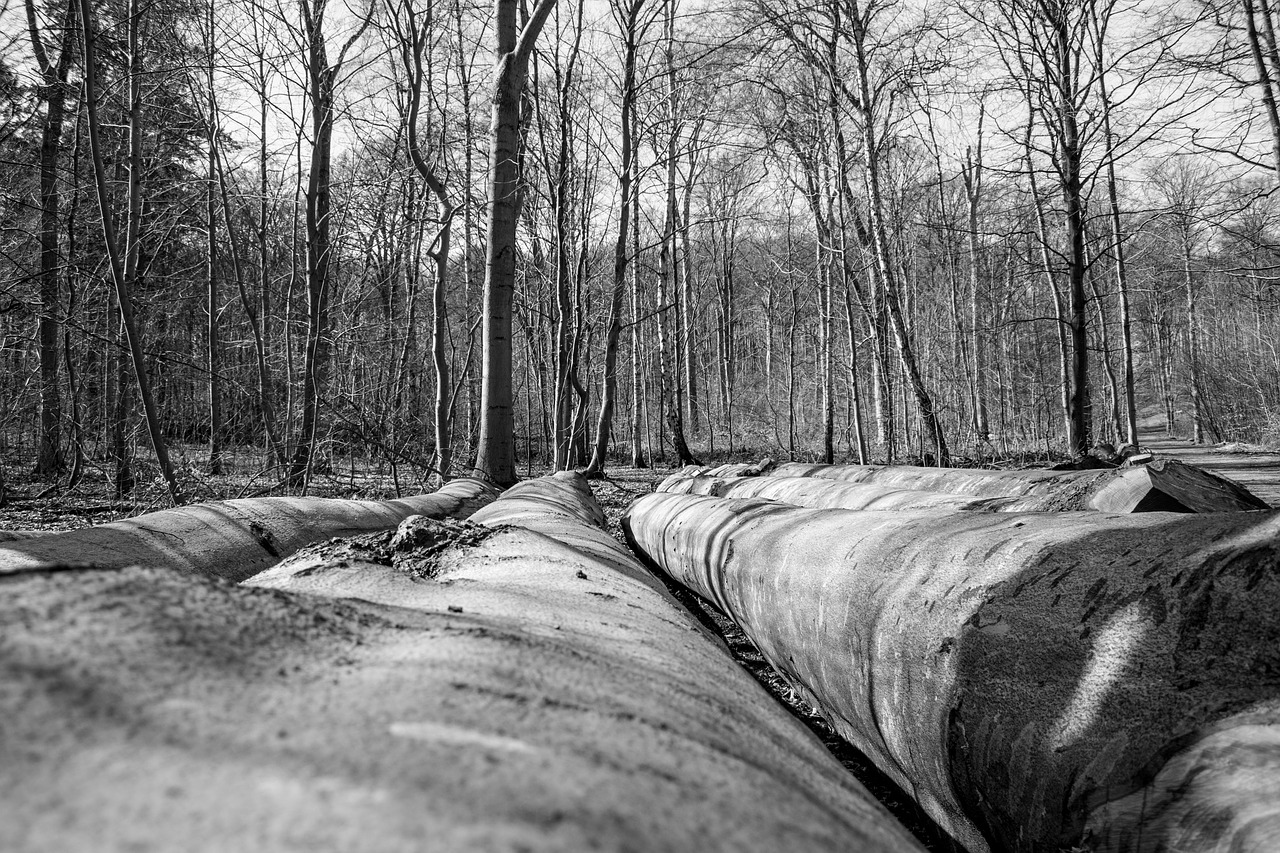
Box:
[658,0,696,466]
[1092,17,1138,446]
[206,0,224,475]
[629,164,646,468]
[27,0,77,480]
[1183,231,1205,444]
[80,0,183,505]
[289,2,370,487]
[397,0,455,480]
[1054,16,1091,453]
[475,0,558,485]
[847,1,947,465]
[844,285,868,464]
[961,114,989,445]
[680,154,699,437]
[586,0,644,477]
[1245,0,1280,180]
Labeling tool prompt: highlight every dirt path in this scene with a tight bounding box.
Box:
[1141,434,1280,507]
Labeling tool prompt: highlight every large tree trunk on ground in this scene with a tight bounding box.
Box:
[0,531,51,543]
[0,479,496,582]
[660,474,1002,511]
[765,459,1269,513]
[624,493,1280,853]
[0,474,927,853]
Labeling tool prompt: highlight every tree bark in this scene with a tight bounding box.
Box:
[846,0,948,465]
[657,0,697,466]
[27,0,77,480]
[474,0,559,486]
[206,0,223,475]
[625,493,1280,853]
[290,0,370,486]
[79,0,183,505]
[765,458,1267,512]
[0,478,496,582]
[586,0,645,477]
[2,474,926,853]
[1245,0,1280,180]
[396,0,455,480]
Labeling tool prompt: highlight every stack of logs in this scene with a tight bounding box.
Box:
[624,457,1280,853]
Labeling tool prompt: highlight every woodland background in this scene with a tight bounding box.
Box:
[4,0,1280,503]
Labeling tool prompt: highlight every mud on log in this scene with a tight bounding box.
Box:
[0,473,926,853]
[0,478,497,582]
[624,493,1280,853]
[766,458,1269,512]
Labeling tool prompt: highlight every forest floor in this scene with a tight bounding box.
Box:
[3,435,1278,852]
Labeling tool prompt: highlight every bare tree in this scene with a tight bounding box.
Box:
[474,0,558,485]
[78,0,183,503]
[26,0,77,479]
[289,0,372,486]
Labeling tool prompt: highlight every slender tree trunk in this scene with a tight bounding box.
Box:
[961,119,989,445]
[206,0,224,475]
[680,160,699,436]
[1183,231,1205,444]
[1053,17,1091,453]
[27,0,77,480]
[80,0,182,504]
[212,139,286,468]
[820,253,834,464]
[844,286,868,465]
[658,0,696,466]
[398,0,455,480]
[629,162,646,468]
[1246,0,1280,180]
[475,0,558,485]
[586,0,643,477]
[292,24,332,485]
[1094,24,1138,446]
[847,2,947,465]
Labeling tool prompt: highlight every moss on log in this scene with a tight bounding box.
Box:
[0,473,927,853]
[624,493,1280,853]
[0,478,497,582]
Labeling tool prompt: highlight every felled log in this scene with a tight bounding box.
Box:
[767,458,1269,512]
[656,460,775,492]
[0,478,497,582]
[0,530,50,543]
[0,473,926,853]
[660,473,989,511]
[624,493,1280,853]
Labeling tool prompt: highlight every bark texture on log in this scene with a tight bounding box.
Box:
[0,478,497,582]
[0,473,926,853]
[624,493,1280,853]
[768,458,1269,512]
[0,530,51,543]
[656,460,774,493]
[660,473,989,511]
